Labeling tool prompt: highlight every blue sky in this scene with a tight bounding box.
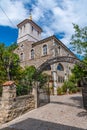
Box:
[0,26,18,46]
[0,0,87,48]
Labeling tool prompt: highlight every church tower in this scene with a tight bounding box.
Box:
[17,15,43,43]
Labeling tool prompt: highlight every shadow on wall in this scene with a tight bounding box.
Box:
[50,96,83,109]
[51,95,87,118]
[70,96,83,108]
[0,118,86,130]
[70,96,87,117]
[77,111,87,117]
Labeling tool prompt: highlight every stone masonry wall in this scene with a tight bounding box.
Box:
[13,95,35,116]
[0,81,50,124]
[0,95,35,123]
[0,81,35,124]
[15,95,35,114]
[0,97,1,107]
[14,37,75,69]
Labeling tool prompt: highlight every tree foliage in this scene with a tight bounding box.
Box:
[17,66,49,96]
[0,43,49,96]
[70,24,87,56]
[37,73,49,88]
[70,24,87,86]
[72,61,87,81]
[0,43,22,84]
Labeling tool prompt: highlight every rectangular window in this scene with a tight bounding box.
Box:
[20,53,24,61]
[37,31,39,35]
[31,49,34,59]
[19,27,22,36]
[20,44,24,51]
[24,25,25,32]
[32,26,34,31]
[58,46,60,55]
[43,45,47,55]
[58,76,60,83]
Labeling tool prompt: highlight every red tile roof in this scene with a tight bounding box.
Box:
[3,81,15,86]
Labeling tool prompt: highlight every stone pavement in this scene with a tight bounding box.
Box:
[0,93,87,130]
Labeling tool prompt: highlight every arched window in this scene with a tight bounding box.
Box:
[58,76,64,83]
[57,63,64,71]
[32,26,34,31]
[44,64,51,71]
[24,25,25,32]
[43,45,47,55]
[58,46,60,55]
[31,49,34,59]
[20,27,22,36]
[20,53,24,61]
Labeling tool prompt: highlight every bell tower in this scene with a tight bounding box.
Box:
[17,12,42,44]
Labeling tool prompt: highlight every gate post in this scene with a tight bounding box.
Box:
[81,77,87,110]
[0,81,16,123]
[32,82,39,108]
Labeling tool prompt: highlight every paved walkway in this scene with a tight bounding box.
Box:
[0,93,87,130]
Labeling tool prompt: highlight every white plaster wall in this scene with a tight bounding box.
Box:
[17,22,41,44]
[30,24,41,41]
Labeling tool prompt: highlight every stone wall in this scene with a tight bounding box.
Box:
[14,36,75,91]
[15,95,34,108]
[0,81,35,124]
[0,81,50,124]
[0,95,35,123]
[15,36,75,69]
[0,97,1,107]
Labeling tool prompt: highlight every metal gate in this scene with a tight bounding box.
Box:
[38,84,50,107]
[82,77,87,110]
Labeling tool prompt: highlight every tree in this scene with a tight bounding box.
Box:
[23,66,36,86]
[0,43,50,95]
[70,24,87,56]
[0,43,22,84]
[37,73,49,88]
[70,24,87,77]
[16,66,50,96]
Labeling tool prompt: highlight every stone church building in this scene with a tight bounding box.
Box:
[14,16,77,93]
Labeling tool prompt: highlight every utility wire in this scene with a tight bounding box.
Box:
[0,5,16,28]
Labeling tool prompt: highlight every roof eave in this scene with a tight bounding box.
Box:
[32,35,78,59]
[17,19,43,32]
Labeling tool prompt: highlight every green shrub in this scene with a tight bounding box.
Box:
[57,73,81,95]
[77,87,81,92]
[71,87,78,93]
[0,86,2,96]
[68,74,76,83]
[66,81,79,93]
[62,82,68,93]
[61,80,79,94]
[49,86,54,95]
[69,91,72,94]
[16,85,32,96]
[61,81,75,93]
[57,87,64,95]
[67,81,75,89]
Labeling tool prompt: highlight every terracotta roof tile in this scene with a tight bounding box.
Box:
[3,81,15,86]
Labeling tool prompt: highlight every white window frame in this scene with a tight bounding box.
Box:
[58,46,60,55]
[43,44,47,56]
[31,49,34,59]
[20,53,24,61]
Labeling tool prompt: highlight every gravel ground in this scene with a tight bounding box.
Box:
[0,93,87,130]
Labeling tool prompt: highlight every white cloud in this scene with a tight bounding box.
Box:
[32,0,87,45]
[0,0,87,45]
[0,0,29,27]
